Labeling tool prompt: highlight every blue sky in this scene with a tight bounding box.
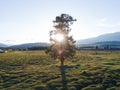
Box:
[0,0,120,45]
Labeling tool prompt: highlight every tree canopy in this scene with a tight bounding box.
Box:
[46,14,76,66]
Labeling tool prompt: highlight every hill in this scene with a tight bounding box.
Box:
[77,32,120,45]
[9,42,50,49]
[77,41,120,50]
[94,41,120,46]
[0,43,8,47]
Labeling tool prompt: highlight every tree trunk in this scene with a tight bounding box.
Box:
[60,57,64,66]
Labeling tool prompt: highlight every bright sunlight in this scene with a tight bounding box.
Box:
[55,34,64,42]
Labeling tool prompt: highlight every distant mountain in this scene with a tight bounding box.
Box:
[0,43,8,47]
[77,32,120,45]
[78,41,120,50]
[94,41,120,46]
[9,42,50,49]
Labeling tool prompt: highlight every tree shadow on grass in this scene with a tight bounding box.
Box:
[59,65,73,90]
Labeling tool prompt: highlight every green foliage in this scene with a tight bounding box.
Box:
[46,14,76,65]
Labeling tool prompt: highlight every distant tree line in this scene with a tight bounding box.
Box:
[1,45,120,51]
[0,46,48,51]
[77,45,120,51]
[28,46,48,50]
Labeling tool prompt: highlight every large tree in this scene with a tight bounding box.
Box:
[46,14,76,66]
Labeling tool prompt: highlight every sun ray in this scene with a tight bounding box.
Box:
[55,34,64,42]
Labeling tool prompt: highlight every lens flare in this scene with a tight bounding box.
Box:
[55,34,64,42]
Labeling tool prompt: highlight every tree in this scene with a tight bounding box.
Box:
[46,14,76,66]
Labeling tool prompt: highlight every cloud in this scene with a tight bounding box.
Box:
[100,18,107,22]
[117,22,120,26]
[97,23,115,28]
[96,18,120,28]
[3,40,15,42]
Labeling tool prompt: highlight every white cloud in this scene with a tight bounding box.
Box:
[100,18,107,22]
[117,22,120,26]
[96,18,116,28]
[97,23,115,28]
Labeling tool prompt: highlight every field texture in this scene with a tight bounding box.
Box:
[0,51,120,90]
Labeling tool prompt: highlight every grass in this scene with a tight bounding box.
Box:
[0,51,120,90]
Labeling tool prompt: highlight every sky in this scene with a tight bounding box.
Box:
[0,0,120,45]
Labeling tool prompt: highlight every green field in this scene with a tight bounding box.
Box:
[0,51,120,90]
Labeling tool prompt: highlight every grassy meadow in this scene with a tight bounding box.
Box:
[0,51,120,90]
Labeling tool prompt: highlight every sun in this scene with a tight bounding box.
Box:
[55,34,64,42]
